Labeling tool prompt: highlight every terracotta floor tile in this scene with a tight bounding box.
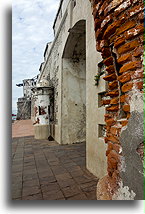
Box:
[22,193,43,200]
[12,124,98,200]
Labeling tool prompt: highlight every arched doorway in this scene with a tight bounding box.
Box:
[61,20,86,145]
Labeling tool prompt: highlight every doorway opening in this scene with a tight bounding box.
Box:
[62,20,86,145]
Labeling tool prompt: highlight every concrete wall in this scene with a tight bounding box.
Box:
[62,58,86,144]
[53,0,70,35]
[86,9,107,177]
[37,0,107,178]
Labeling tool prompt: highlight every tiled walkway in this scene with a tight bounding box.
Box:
[12,120,34,138]
[12,121,98,200]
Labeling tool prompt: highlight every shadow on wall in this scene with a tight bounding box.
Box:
[61,20,86,145]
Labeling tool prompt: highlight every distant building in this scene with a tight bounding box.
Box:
[17,77,38,120]
[23,78,37,99]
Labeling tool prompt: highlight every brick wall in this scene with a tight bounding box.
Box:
[90,0,144,199]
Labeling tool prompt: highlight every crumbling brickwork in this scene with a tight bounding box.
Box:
[90,0,144,199]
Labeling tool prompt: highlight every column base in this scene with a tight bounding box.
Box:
[34,125,50,140]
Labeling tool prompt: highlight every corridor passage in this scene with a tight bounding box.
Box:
[12,120,98,200]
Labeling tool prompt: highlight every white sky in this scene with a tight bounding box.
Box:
[12,0,60,111]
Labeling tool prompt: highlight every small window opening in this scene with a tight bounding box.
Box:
[98,92,106,107]
[72,0,76,8]
[110,45,122,76]
[98,124,106,138]
[39,106,41,115]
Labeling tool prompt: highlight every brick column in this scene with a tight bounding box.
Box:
[90,0,144,200]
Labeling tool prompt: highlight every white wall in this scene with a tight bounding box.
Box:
[38,0,107,178]
[61,57,86,144]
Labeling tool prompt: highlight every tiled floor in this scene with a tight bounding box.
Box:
[12,136,98,200]
[12,120,34,138]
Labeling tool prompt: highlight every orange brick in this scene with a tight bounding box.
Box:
[110,34,117,44]
[114,0,131,16]
[101,47,111,58]
[108,150,120,162]
[114,36,125,48]
[104,114,113,120]
[108,81,118,90]
[113,144,121,153]
[119,61,142,73]
[103,73,117,81]
[94,17,103,30]
[120,120,128,126]
[96,39,109,51]
[110,127,118,135]
[116,20,136,36]
[93,2,102,18]
[117,40,139,55]
[108,142,113,150]
[110,97,119,105]
[100,14,113,31]
[106,65,115,74]
[98,1,108,16]
[122,82,133,92]
[106,142,114,156]
[107,166,114,176]
[105,118,116,126]
[106,90,119,97]
[106,105,119,112]
[117,53,132,64]
[104,20,121,39]
[104,56,114,66]
[95,28,103,40]
[124,24,144,40]
[105,137,110,144]
[123,104,130,112]
[108,157,118,170]
[128,3,144,17]
[107,135,119,144]
[118,72,131,83]
[104,0,124,16]
[138,11,144,22]
[120,94,129,103]
[102,100,111,105]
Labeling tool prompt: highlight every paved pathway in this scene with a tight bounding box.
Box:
[12,120,34,138]
[12,120,98,200]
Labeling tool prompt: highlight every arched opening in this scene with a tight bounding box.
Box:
[61,20,86,144]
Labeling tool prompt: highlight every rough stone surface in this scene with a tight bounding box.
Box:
[120,111,144,200]
[90,0,144,200]
[17,98,31,120]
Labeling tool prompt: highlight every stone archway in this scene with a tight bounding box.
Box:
[61,20,86,145]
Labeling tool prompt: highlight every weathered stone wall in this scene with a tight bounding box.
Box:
[37,0,108,178]
[90,0,144,199]
[23,79,36,99]
[17,97,31,120]
[38,28,62,143]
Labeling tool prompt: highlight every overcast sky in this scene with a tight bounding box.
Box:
[12,0,60,111]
